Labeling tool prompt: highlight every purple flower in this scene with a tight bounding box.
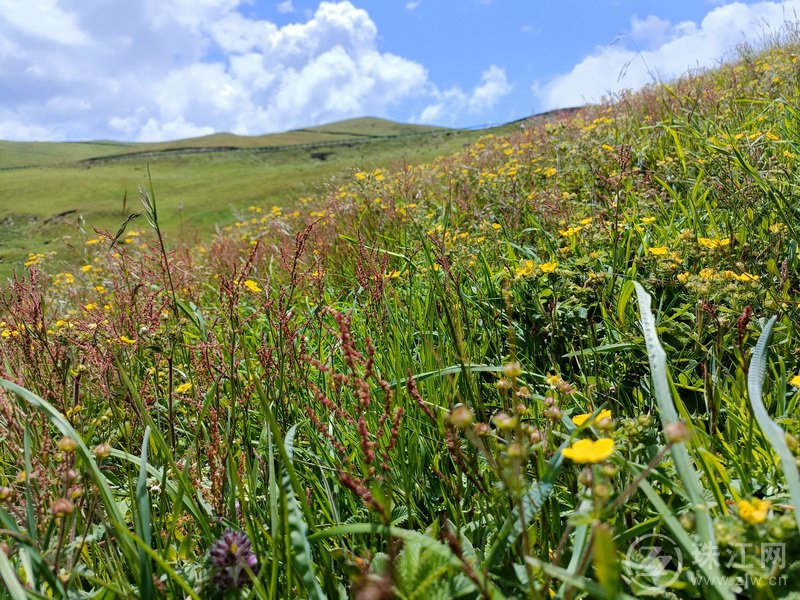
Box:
[208,529,258,591]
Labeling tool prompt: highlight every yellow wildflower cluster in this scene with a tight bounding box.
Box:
[25,252,50,267]
[697,237,730,250]
[738,498,770,525]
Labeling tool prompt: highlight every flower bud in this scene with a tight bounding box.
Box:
[51,498,75,518]
[94,443,112,459]
[503,362,522,378]
[664,421,691,444]
[507,442,524,459]
[57,436,78,453]
[496,378,512,390]
[448,405,474,429]
[578,468,593,487]
[593,483,611,500]
[473,423,490,437]
[493,412,517,431]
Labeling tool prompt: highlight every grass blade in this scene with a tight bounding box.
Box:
[633,283,714,539]
[136,427,154,599]
[283,424,325,600]
[0,379,139,569]
[747,316,800,531]
[0,546,27,600]
[633,283,734,599]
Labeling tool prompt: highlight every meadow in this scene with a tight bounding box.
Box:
[0,118,489,280]
[0,42,800,599]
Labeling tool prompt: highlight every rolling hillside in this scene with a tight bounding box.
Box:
[0,117,491,278]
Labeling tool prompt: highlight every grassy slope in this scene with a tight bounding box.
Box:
[2,42,800,599]
[0,117,446,169]
[0,120,503,278]
[0,141,135,168]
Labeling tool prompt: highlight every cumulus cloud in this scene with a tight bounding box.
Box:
[1,0,88,45]
[277,1,294,14]
[0,0,474,141]
[535,0,800,110]
[419,65,511,124]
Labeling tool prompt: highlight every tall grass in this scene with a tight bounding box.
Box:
[1,40,800,599]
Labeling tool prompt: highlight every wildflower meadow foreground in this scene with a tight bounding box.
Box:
[3,42,800,599]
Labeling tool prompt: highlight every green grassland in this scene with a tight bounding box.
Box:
[0,118,507,279]
[2,43,800,599]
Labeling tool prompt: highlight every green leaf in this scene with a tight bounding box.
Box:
[0,547,27,600]
[283,425,326,600]
[747,316,800,531]
[633,283,733,600]
[617,279,635,326]
[592,523,620,598]
[136,427,154,599]
[633,283,715,541]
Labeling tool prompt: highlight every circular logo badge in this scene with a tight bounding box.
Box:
[623,533,682,593]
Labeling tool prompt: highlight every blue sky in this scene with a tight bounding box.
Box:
[0,0,797,141]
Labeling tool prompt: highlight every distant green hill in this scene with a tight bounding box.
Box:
[0,117,509,278]
[0,117,447,170]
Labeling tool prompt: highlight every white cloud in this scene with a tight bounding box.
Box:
[277,1,294,14]
[405,1,421,10]
[0,0,451,141]
[0,0,88,45]
[535,0,800,110]
[419,65,511,125]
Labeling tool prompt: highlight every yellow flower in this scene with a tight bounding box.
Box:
[515,260,536,278]
[562,438,614,464]
[770,223,788,234]
[572,409,612,427]
[790,375,800,387]
[243,280,262,293]
[723,271,759,283]
[641,217,656,225]
[648,246,668,256]
[492,223,502,231]
[699,268,718,280]
[677,272,690,284]
[559,226,583,237]
[537,261,557,273]
[543,167,557,177]
[545,373,562,386]
[119,335,137,345]
[54,272,75,285]
[698,237,730,250]
[175,382,192,394]
[80,265,93,273]
[738,498,771,525]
